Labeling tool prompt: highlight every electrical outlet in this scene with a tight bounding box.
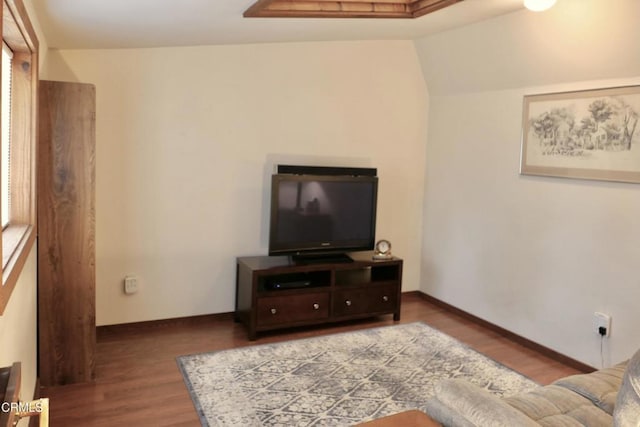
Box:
[593,312,611,337]
[124,276,138,295]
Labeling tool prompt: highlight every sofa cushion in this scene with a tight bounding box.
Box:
[613,349,640,427]
[504,384,612,426]
[553,361,627,414]
[534,406,614,427]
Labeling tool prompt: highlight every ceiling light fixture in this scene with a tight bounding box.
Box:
[524,0,557,12]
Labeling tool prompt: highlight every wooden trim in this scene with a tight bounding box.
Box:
[0,226,34,312]
[96,312,235,337]
[414,291,595,372]
[243,0,275,17]
[3,0,38,52]
[411,0,461,18]
[244,0,461,18]
[1,221,35,299]
[10,51,34,224]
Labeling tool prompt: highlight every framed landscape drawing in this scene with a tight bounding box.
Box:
[520,85,640,183]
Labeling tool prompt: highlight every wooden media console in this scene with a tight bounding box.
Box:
[235,252,403,340]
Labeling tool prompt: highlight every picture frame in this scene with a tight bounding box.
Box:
[520,85,640,183]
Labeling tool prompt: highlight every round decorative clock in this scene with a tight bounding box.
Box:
[373,239,392,260]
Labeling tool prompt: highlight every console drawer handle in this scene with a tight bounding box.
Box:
[382,296,389,302]
[270,308,277,315]
[345,300,352,306]
[313,303,320,310]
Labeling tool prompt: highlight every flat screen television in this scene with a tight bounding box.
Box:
[269,172,378,262]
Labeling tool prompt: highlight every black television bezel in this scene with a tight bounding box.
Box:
[268,172,378,257]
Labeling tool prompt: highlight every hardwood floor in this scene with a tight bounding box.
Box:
[40,293,585,426]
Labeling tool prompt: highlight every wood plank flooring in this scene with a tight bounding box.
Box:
[40,293,585,426]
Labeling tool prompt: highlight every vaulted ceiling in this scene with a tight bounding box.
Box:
[30,0,525,50]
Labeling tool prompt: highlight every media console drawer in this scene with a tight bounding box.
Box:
[235,253,403,340]
[333,285,399,317]
[257,293,330,326]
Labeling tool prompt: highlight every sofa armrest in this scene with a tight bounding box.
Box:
[426,379,539,427]
[614,349,640,426]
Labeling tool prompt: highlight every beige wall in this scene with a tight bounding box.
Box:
[44,40,429,325]
[0,248,37,415]
[415,0,640,367]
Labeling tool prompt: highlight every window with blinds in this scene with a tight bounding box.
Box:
[0,0,39,314]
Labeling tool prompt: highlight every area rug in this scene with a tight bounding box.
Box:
[177,322,537,426]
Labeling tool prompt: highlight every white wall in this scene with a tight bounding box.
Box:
[415,0,640,367]
[44,40,429,325]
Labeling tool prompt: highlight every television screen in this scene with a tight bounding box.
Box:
[269,174,378,257]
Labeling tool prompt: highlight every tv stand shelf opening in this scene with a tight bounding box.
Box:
[235,252,403,340]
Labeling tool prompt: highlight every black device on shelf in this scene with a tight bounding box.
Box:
[268,165,378,262]
[267,280,312,290]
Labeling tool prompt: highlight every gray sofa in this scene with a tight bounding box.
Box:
[426,348,640,426]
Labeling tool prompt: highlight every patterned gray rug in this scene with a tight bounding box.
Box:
[177,322,537,426]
